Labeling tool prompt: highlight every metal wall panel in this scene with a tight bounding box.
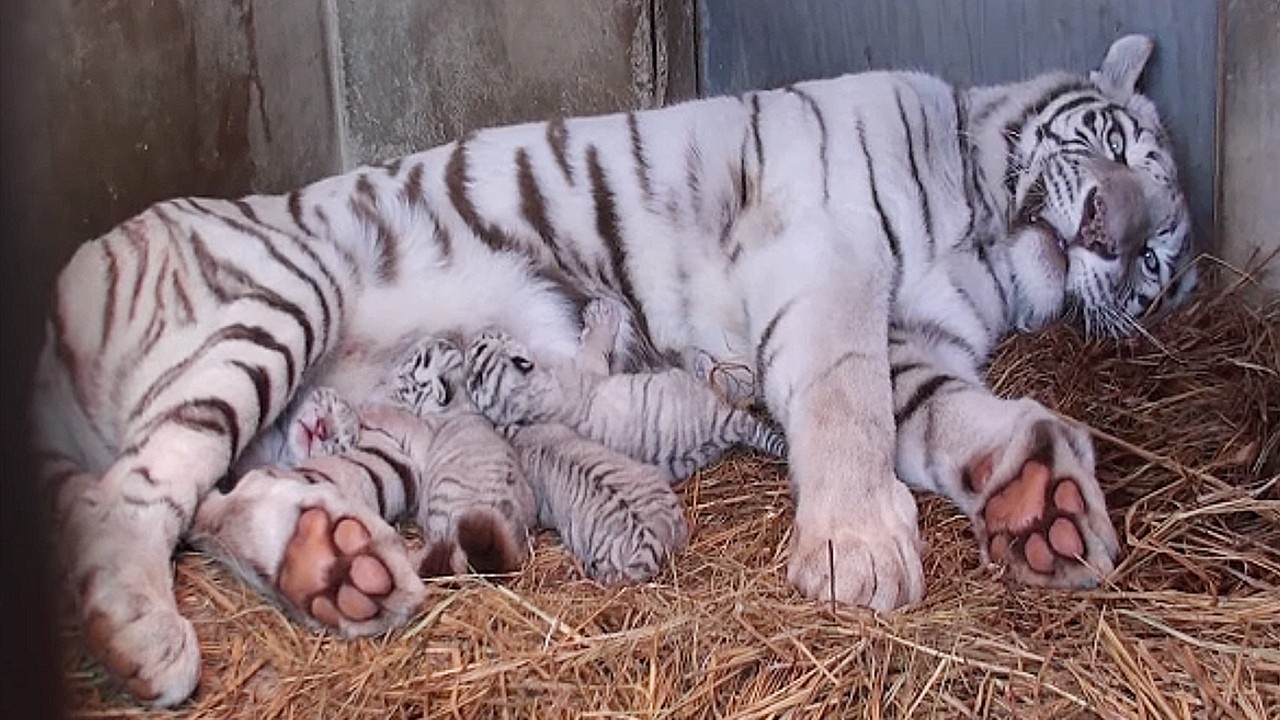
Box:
[699,0,1219,242]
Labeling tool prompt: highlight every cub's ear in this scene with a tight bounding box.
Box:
[1090,34,1155,101]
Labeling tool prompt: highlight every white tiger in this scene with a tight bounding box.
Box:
[31,36,1195,705]
[466,299,788,478]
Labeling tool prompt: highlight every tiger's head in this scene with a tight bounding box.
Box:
[464,331,564,427]
[388,337,467,416]
[1000,35,1197,336]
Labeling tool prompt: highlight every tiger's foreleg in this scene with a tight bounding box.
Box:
[737,212,925,611]
[889,331,1119,587]
[190,466,426,635]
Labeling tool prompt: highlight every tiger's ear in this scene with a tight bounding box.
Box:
[1090,34,1154,101]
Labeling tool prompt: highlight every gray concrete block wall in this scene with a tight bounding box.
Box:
[9,0,340,304]
[1222,0,1280,293]
[9,0,689,300]
[333,0,660,165]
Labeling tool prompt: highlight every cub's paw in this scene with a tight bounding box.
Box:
[581,297,626,341]
[287,386,359,461]
[80,571,200,707]
[278,507,426,635]
[787,481,924,612]
[575,484,688,586]
[586,499,691,584]
[692,349,758,409]
[416,508,529,578]
[965,417,1119,588]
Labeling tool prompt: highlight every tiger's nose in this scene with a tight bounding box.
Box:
[1072,168,1148,260]
[1074,189,1114,257]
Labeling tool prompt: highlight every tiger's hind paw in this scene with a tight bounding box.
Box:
[278,508,425,634]
[415,509,529,578]
[967,417,1119,588]
[80,573,200,707]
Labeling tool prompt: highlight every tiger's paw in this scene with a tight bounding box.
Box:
[416,509,529,578]
[581,297,625,341]
[966,418,1119,588]
[278,507,425,634]
[80,571,200,707]
[787,481,924,612]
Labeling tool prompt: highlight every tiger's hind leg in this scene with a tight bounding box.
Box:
[409,412,537,579]
[191,469,425,633]
[52,414,249,707]
[509,423,688,584]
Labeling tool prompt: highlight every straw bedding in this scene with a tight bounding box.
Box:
[63,277,1279,719]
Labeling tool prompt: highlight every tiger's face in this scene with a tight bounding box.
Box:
[389,337,466,415]
[464,332,561,426]
[1007,36,1196,336]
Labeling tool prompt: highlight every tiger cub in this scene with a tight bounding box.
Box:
[506,422,689,584]
[466,299,788,480]
[338,337,540,577]
[383,334,689,583]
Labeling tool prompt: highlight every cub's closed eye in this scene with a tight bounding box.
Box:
[511,356,534,373]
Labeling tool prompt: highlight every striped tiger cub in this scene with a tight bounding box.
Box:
[33,35,1197,705]
[467,299,787,479]
[385,333,689,583]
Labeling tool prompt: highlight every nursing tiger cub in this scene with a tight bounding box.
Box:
[32,35,1195,705]
[466,299,788,478]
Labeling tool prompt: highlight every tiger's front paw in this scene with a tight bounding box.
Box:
[278,507,426,635]
[966,416,1119,588]
[80,569,201,707]
[787,481,924,611]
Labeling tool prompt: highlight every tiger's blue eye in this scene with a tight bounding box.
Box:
[1106,128,1126,159]
[1141,248,1159,275]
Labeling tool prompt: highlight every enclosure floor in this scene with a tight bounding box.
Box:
[61,285,1280,719]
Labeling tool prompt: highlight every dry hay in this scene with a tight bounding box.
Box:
[63,278,1279,719]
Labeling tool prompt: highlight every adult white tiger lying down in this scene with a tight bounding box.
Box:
[32,34,1195,705]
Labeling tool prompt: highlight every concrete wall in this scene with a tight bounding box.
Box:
[8,0,341,313]
[8,0,693,312]
[1221,0,1280,293]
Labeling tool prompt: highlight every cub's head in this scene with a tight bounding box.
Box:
[464,331,560,426]
[1004,35,1197,336]
[389,337,466,416]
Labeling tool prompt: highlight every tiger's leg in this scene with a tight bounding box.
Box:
[191,467,425,634]
[39,337,307,705]
[737,213,925,611]
[889,332,1119,586]
[33,208,346,705]
[508,423,688,584]
[409,413,538,578]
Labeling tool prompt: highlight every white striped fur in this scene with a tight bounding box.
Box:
[32,36,1195,705]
